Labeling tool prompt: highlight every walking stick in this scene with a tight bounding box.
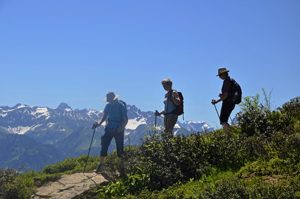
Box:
[155,113,157,128]
[213,104,220,121]
[83,128,96,173]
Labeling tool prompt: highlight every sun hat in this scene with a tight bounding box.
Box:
[217,67,230,76]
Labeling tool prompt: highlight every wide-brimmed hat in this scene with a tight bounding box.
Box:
[217,67,230,76]
[106,92,118,101]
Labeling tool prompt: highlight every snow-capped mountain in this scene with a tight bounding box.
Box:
[0,103,213,171]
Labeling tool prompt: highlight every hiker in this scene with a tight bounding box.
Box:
[155,78,181,138]
[211,67,240,130]
[92,92,128,177]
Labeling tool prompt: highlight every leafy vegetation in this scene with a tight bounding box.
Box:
[0,96,299,198]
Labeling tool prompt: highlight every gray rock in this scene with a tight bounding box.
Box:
[32,173,108,199]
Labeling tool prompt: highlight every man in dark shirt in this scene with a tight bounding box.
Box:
[92,92,128,177]
[211,68,236,130]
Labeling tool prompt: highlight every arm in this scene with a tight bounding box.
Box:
[212,79,230,104]
[156,110,166,116]
[213,92,229,104]
[98,112,108,126]
[92,111,108,129]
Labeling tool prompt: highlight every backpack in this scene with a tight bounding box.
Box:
[171,91,184,116]
[231,78,242,104]
[118,100,128,125]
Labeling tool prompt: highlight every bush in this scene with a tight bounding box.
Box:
[205,130,245,169]
[0,169,18,198]
[269,131,300,164]
[201,177,248,199]
[238,158,293,177]
[97,172,150,198]
[200,176,300,199]
[238,95,294,137]
[139,134,211,189]
[280,96,300,120]
[2,172,35,199]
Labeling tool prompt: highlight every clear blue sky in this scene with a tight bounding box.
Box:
[0,0,299,127]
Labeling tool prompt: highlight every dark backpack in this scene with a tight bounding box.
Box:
[231,78,242,104]
[118,100,128,125]
[171,91,184,115]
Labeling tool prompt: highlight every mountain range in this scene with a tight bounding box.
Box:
[0,103,213,171]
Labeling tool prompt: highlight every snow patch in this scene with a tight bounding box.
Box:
[174,123,181,129]
[0,113,7,117]
[32,107,50,119]
[7,126,32,135]
[48,123,55,128]
[31,124,42,131]
[16,104,27,109]
[87,110,99,117]
[126,118,146,130]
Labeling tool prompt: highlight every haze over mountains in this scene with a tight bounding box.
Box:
[0,103,213,171]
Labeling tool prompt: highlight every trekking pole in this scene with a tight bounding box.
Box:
[83,128,96,173]
[213,104,220,120]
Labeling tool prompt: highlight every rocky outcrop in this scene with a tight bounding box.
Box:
[32,173,107,199]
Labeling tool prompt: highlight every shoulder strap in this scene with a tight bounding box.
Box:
[168,90,177,104]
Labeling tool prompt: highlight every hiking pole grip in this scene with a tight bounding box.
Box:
[83,128,96,173]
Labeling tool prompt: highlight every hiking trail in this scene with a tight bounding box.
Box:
[32,172,108,199]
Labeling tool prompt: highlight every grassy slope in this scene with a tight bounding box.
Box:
[1,96,300,199]
[1,129,300,199]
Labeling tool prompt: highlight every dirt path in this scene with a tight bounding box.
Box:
[32,172,108,199]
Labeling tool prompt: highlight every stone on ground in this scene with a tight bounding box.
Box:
[32,173,107,199]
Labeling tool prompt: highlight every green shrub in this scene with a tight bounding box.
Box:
[238,94,293,137]
[3,172,35,199]
[238,158,293,178]
[280,96,300,121]
[97,173,150,198]
[139,134,211,189]
[205,130,245,169]
[269,131,300,164]
[201,177,248,199]
[199,176,300,199]
[0,169,18,198]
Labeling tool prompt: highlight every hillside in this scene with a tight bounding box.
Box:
[0,96,299,198]
[0,103,212,171]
